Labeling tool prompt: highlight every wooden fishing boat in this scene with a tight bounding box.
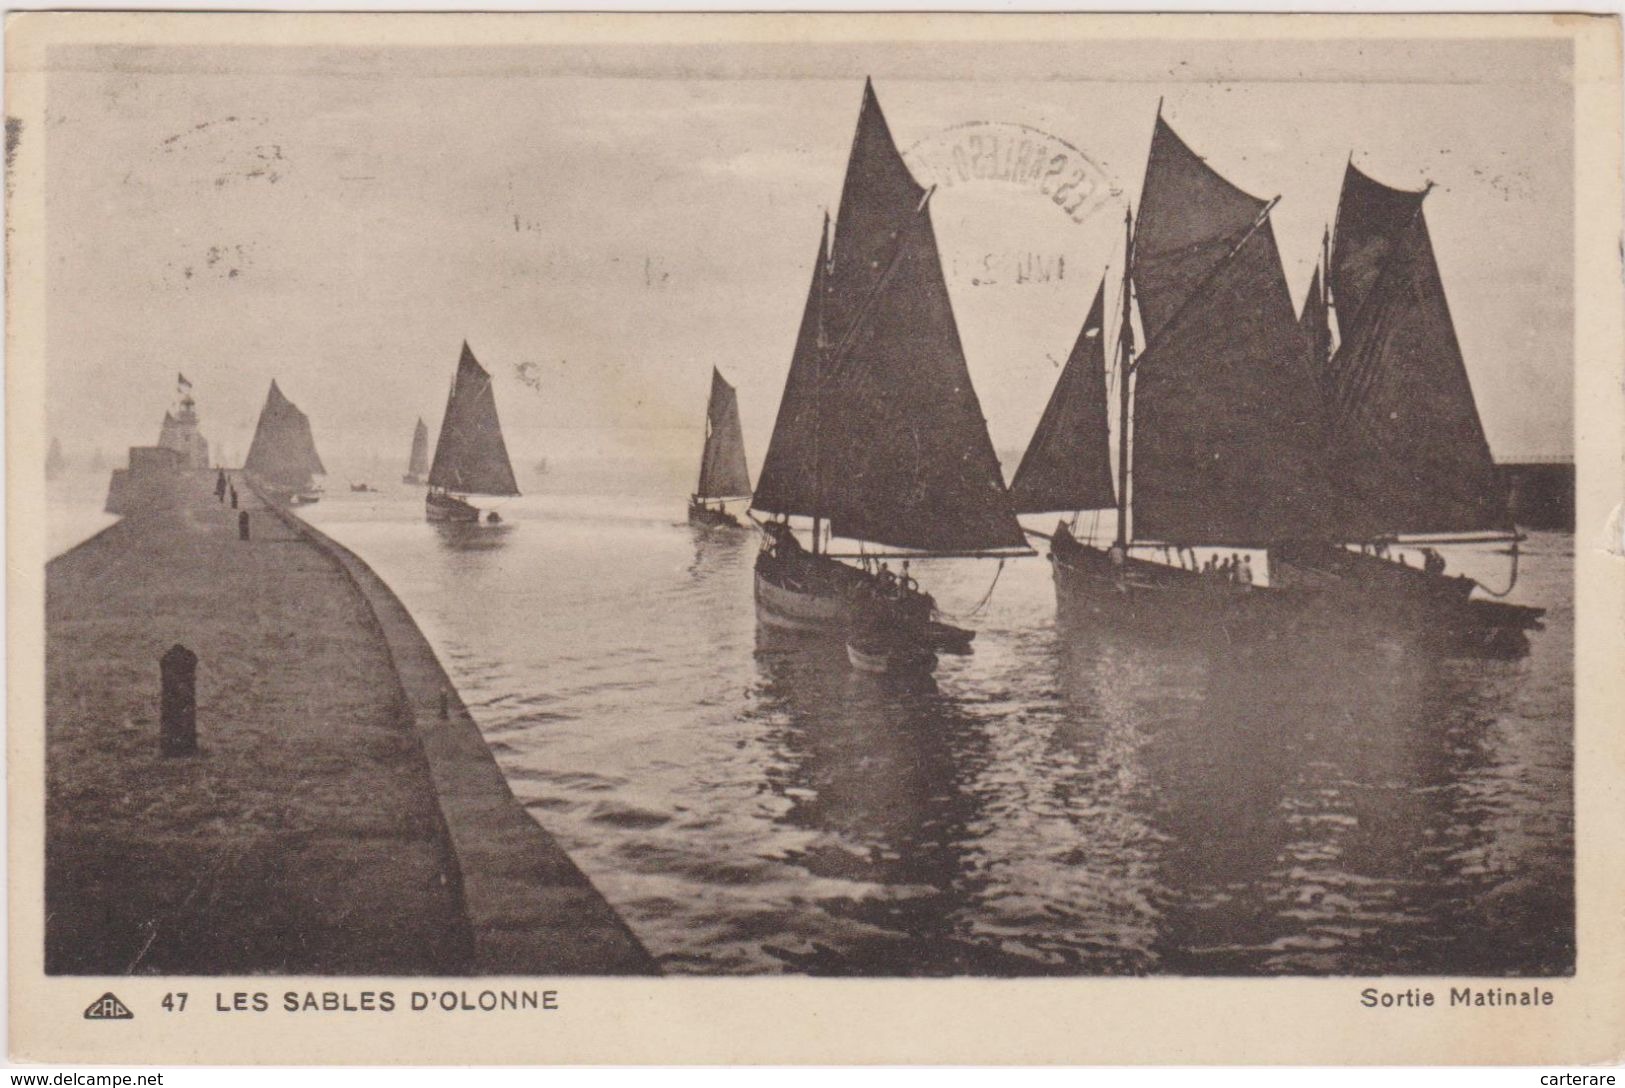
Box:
[1018,112,1542,656]
[425,343,519,523]
[1290,162,1543,645]
[243,379,326,504]
[688,367,752,529]
[749,80,1032,673]
[401,417,429,485]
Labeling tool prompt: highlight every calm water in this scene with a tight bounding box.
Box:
[53,467,1574,976]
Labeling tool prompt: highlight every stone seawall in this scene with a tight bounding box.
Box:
[254,484,658,975]
[45,472,656,975]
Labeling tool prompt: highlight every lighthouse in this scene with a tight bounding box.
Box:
[157,372,211,470]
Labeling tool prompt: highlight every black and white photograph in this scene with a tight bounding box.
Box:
[8,11,1622,1066]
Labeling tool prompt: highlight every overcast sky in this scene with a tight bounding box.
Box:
[44,35,1573,476]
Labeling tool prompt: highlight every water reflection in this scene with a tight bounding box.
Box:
[687,525,751,581]
[752,629,1013,975]
[1051,614,1573,976]
[284,488,1572,978]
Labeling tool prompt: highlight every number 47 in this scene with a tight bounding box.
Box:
[161,993,188,1012]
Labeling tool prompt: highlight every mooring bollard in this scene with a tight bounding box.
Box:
[238,510,250,540]
[159,644,198,756]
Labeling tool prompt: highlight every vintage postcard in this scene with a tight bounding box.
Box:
[7,12,1623,1065]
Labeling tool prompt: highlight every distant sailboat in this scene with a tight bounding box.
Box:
[689,367,752,529]
[750,80,1032,673]
[426,342,519,523]
[401,417,430,485]
[244,380,326,504]
[46,437,66,480]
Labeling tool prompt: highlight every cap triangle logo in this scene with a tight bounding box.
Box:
[83,993,134,1020]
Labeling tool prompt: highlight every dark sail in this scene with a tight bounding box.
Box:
[244,380,325,490]
[1009,278,1116,514]
[823,204,1026,552]
[753,81,1024,553]
[750,221,829,518]
[1128,117,1340,545]
[1298,264,1333,395]
[1133,117,1275,343]
[825,80,928,347]
[428,342,520,497]
[1328,163,1426,341]
[1325,165,1508,534]
[744,82,1014,555]
[696,367,752,499]
[407,417,430,478]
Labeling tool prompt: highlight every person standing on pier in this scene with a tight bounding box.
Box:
[215,469,228,503]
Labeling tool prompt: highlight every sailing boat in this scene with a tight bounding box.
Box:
[401,417,430,485]
[689,367,752,529]
[1266,162,1544,652]
[749,80,1032,673]
[1030,111,1542,655]
[46,437,66,480]
[244,380,326,504]
[426,342,519,523]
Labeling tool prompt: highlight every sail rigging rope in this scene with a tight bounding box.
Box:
[931,559,1006,622]
[1472,535,1523,598]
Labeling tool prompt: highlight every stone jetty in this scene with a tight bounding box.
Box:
[46,471,655,975]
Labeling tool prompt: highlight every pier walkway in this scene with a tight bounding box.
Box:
[45,472,655,975]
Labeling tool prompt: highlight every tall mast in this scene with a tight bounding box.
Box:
[1321,223,1333,349]
[1115,204,1135,550]
[810,212,829,556]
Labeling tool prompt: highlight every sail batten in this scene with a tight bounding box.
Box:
[696,368,752,499]
[752,80,1025,554]
[427,343,520,498]
[244,380,325,490]
[1324,164,1508,535]
[1127,118,1342,545]
[1009,278,1116,515]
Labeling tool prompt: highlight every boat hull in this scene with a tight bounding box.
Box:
[688,499,744,530]
[426,491,480,522]
[1050,530,1541,658]
[259,482,321,507]
[846,637,937,674]
[752,543,972,666]
[753,565,849,633]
